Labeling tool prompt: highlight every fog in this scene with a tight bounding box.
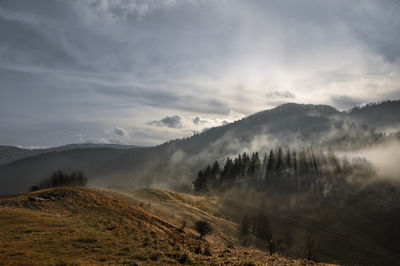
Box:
[352,140,400,180]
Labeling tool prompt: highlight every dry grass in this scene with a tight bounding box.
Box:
[0,187,334,265]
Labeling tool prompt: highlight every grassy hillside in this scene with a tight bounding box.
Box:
[0,187,329,265]
[133,187,400,266]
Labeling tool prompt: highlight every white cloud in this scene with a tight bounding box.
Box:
[190,110,245,128]
[77,133,124,144]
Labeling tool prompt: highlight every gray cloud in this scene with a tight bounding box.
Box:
[113,127,128,137]
[266,90,296,100]
[73,0,202,22]
[193,116,207,125]
[264,90,297,107]
[95,85,230,115]
[147,115,182,128]
[330,95,364,111]
[0,0,399,146]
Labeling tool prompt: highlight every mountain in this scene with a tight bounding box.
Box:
[0,146,44,166]
[1,101,399,265]
[348,100,400,126]
[0,100,399,195]
[0,186,326,265]
[0,143,139,166]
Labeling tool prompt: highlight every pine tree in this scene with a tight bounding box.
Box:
[261,153,267,185]
[267,150,274,173]
[286,148,291,170]
[193,170,207,191]
[221,157,234,182]
[209,161,220,189]
[276,147,283,173]
[211,161,220,177]
[292,151,297,173]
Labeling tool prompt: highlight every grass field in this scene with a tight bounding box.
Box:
[0,187,332,265]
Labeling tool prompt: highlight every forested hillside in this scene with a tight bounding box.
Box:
[191,146,400,265]
[193,147,373,194]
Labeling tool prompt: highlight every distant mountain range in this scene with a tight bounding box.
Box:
[1,100,399,195]
[0,143,139,166]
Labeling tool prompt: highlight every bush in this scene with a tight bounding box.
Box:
[30,170,88,191]
[150,253,162,261]
[178,253,190,264]
[203,245,212,256]
[193,220,212,240]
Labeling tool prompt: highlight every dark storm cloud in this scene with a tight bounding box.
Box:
[147,116,182,128]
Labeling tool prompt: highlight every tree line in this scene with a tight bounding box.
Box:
[30,170,88,191]
[193,147,374,194]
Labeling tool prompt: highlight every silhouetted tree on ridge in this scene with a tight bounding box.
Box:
[30,170,88,191]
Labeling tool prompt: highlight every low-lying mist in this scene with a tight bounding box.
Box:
[355,139,400,180]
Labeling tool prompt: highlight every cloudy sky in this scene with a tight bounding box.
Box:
[0,0,399,147]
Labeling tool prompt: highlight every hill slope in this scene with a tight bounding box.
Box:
[0,187,326,265]
[1,101,399,195]
[132,187,400,266]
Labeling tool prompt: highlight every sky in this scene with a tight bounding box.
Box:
[0,0,399,147]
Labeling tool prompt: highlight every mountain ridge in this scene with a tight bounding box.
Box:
[0,143,141,166]
[0,100,399,195]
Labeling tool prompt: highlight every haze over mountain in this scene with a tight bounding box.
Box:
[1,1,400,265]
[0,143,139,166]
[1,101,400,265]
[1,100,399,195]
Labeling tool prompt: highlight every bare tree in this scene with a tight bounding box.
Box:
[248,213,284,255]
[305,237,319,261]
[178,217,187,233]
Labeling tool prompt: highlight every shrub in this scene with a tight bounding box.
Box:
[150,253,162,261]
[178,253,190,264]
[203,245,212,256]
[193,220,212,240]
